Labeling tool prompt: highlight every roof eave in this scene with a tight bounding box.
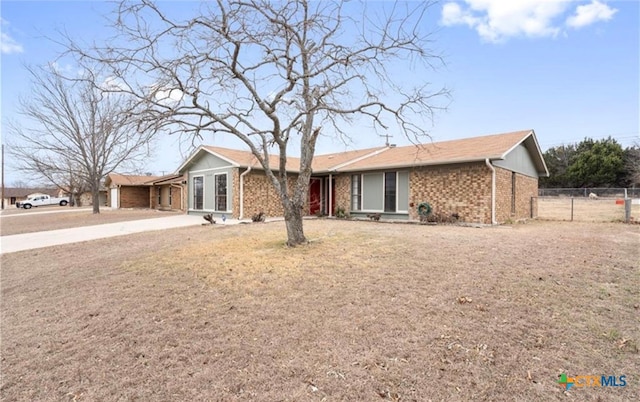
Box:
[177,146,241,174]
[336,156,503,173]
[499,129,549,177]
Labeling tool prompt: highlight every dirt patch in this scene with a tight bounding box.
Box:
[1,220,638,401]
[0,209,179,236]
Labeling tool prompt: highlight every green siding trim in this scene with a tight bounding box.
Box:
[350,212,409,220]
[188,168,234,211]
[494,144,539,178]
[190,151,235,172]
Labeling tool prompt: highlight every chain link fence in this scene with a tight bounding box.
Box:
[535,188,640,222]
[538,187,640,198]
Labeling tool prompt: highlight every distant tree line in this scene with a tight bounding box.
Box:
[540,137,640,188]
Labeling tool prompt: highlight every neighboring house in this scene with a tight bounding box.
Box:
[1,187,59,209]
[105,173,186,211]
[149,174,187,211]
[105,174,161,209]
[57,188,108,207]
[177,129,548,224]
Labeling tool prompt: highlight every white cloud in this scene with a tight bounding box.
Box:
[101,76,131,92]
[566,0,618,29]
[441,0,618,43]
[1,19,24,54]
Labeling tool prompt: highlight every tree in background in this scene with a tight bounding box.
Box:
[7,64,157,213]
[69,0,448,245]
[566,137,625,188]
[539,144,577,188]
[540,137,635,188]
[623,143,640,187]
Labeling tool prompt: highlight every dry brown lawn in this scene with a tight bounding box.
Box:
[0,208,180,236]
[1,220,638,401]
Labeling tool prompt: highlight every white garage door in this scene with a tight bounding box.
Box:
[110,188,118,208]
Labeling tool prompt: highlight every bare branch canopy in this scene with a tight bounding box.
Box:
[67,0,448,244]
[7,64,157,213]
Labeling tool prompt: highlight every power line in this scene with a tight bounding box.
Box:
[540,132,639,148]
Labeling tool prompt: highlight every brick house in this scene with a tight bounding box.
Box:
[178,130,548,224]
[149,174,187,211]
[1,187,59,209]
[105,173,186,211]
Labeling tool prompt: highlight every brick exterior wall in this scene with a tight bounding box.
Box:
[150,185,185,211]
[77,191,107,207]
[239,170,305,219]
[170,186,183,210]
[334,174,351,214]
[494,167,538,222]
[232,168,241,218]
[119,186,151,208]
[408,162,493,224]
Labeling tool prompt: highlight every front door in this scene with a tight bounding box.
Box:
[309,178,322,215]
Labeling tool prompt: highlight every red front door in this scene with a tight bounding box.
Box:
[309,178,322,215]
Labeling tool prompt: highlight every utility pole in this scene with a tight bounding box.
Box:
[1,144,5,210]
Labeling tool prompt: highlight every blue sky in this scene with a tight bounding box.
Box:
[1,0,638,185]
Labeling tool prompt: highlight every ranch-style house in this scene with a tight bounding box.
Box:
[177,129,549,224]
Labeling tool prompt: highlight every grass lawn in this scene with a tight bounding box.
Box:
[1,219,638,401]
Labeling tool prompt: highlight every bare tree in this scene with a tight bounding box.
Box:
[7,64,157,213]
[70,0,448,244]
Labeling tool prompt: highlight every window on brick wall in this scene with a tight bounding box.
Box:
[351,174,361,211]
[384,172,397,212]
[168,188,172,206]
[215,173,227,211]
[357,171,408,213]
[193,176,203,210]
[157,187,161,206]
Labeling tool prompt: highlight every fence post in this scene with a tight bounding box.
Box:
[571,197,574,221]
[530,197,533,218]
[624,188,628,199]
[625,199,631,223]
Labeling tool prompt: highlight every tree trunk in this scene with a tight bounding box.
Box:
[91,179,101,214]
[283,199,306,247]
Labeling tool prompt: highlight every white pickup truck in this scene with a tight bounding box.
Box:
[16,194,69,209]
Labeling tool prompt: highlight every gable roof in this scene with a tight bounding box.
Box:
[177,129,548,176]
[177,145,303,173]
[312,146,388,171]
[2,187,58,198]
[105,173,161,187]
[146,174,185,185]
[337,130,547,174]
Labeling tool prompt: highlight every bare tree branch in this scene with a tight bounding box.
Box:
[7,64,158,213]
[65,0,448,243]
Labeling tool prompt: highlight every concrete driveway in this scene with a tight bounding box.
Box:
[0,215,207,254]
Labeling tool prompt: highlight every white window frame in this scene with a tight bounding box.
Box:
[192,175,204,210]
[384,171,397,213]
[214,172,230,212]
[351,174,362,211]
[360,172,382,213]
[397,171,409,213]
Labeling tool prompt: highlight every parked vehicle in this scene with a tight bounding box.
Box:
[16,194,69,209]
